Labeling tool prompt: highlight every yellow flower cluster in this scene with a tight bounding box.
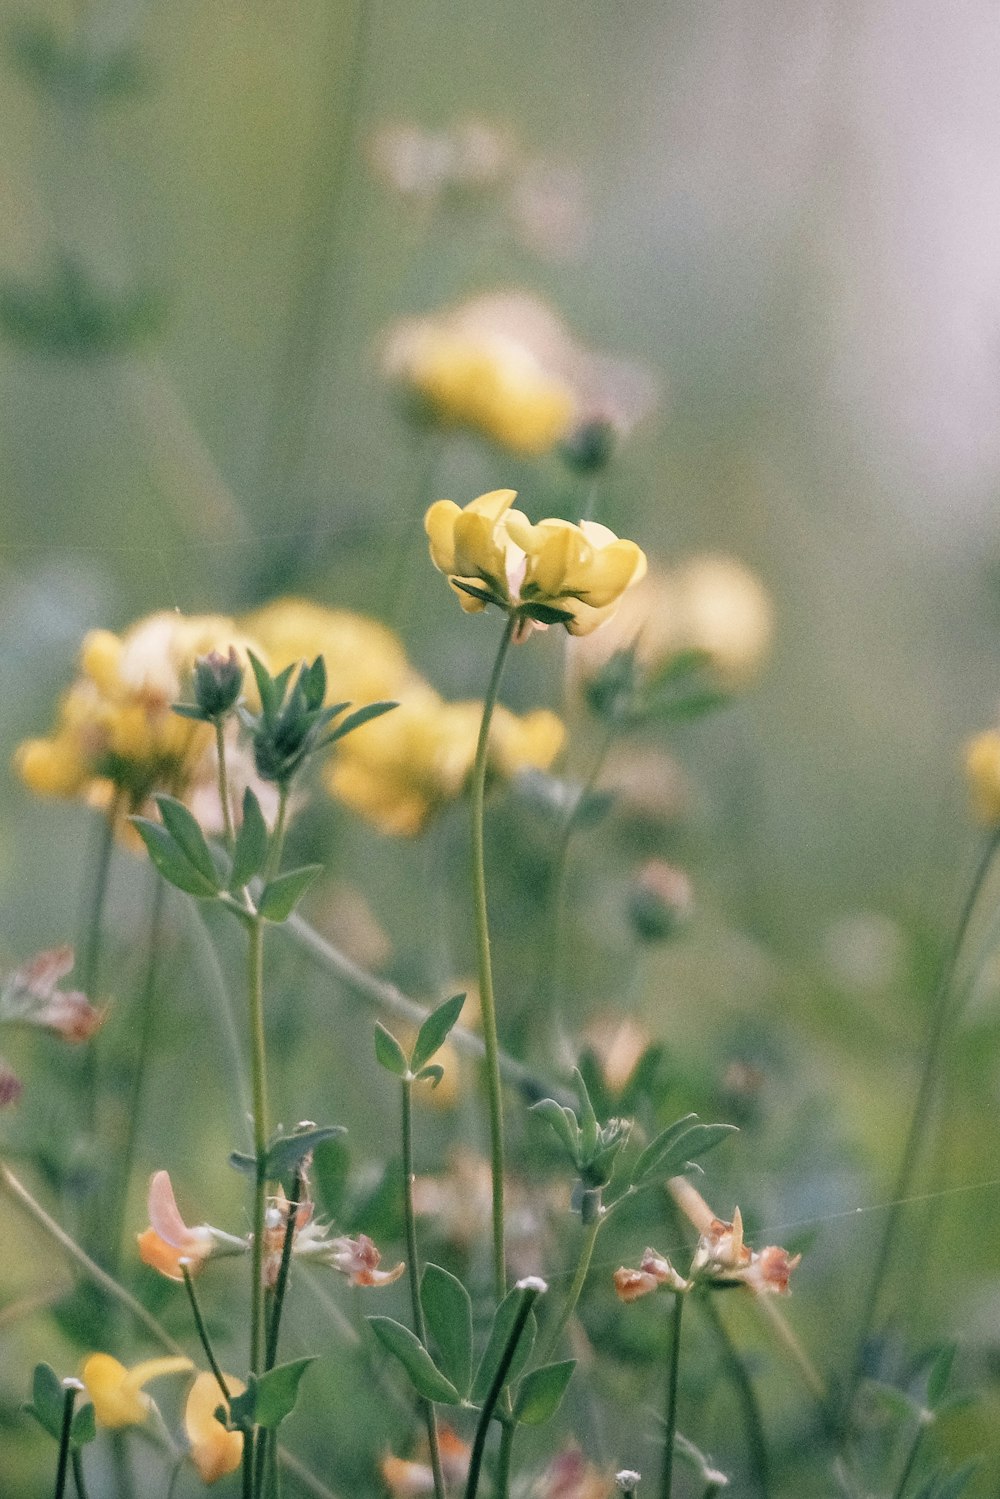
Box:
[15,597,565,840]
[965,729,1000,823]
[425,488,647,635]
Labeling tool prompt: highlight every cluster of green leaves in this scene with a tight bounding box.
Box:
[373,992,466,1087]
[24,1364,94,1452]
[585,646,730,729]
[229,1121,345,1184]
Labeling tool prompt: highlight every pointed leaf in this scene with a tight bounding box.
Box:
[172,702,211,722]
[70,1404,96,1447]
[130,819,219,898]
[154,796,220,887]
[421,1265,473,1397]
[266,1126,346,1179]
[416,1064,444,1089]
[927,1344,956,1408]
[471,1290,537,1404]
[230,789,268,888]
[368,1317,461,1405]
[28,1363,63,1439]
[252,1358,317,1428]
[411,993,465,1073]
[374,1023,409,1078]
[573,1068,600,1160]
[630,1114,698,1185]
[513,1360,575,1425]
[451,580,499,605]
[325,701,398,747]
[531,1098,580,1160]
[258,865,323,922]
[228,1150,257,1175]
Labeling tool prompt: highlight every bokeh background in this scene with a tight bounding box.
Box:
[3,0,1000,1494]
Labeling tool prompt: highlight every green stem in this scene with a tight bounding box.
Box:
[182,1263,232,1405]
[471,611,518,1301]
[844,828,1000,1414]
[660,1292,685,1499]
[54,1381,79,1499]
[400,1079,446,1499]
[891,1416,930,1499]
[696,1291,769,1499]
[248,914,270,1376]
[464,1281,543,1499]
[265,1169,302,1371]
[539,1212,603,1362]
[215,719,236,851]
[78,804,117,1136]
[266,786,290,882]
[495,1420,516,1499]
[71,1448,90,1499]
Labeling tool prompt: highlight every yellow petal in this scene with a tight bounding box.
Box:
[185,1371,245,1484]
[81,1353,193,1429]
[465,488,518,524]
[424,500,462,573]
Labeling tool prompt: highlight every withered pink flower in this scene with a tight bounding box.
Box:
[0,947,105,1042]
[325,1233,405,1288]
[613,1247,689,1303]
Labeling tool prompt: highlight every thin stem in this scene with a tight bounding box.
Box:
[844,828,1000,1411]
[471,611,518,1301]
[248,915,270,1375]
[464,1282,543,1499]
[539,1213,603,1362]
[215,719,236,851]
[401,1078,445,1499]
[891,1416,930,1499]
[182,1263,232,1405]
[753,1295,825,1404]
[659,1292,685,1499]
[495,1420,516,1499]
[265,785,291,882]
[71,1448,90,1499]
[54,1382,79,1499]
[265,1170,302,1372]
[77,805,117,1135]
[696,1291,769,1499]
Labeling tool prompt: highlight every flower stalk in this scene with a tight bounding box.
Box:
[401,1077,445,1499]
[54,1379,80,1499]
[659,1292,685,1499]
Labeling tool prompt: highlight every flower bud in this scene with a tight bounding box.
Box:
[193,647,244,720]
[627,860,693,942]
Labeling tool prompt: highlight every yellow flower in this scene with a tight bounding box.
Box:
[966,729,1000,823]
[240,599,412,707]
[81,1352,193,1428]
[325,681,564,835]
[184,1371,245,1484]
[425,489,646,636]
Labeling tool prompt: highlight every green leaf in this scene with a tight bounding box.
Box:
[27,1363,63,1440]
[228,1150,256,1175]
[368,1317,461,1405]
[172,702,210,722]
[130,819,219,898]
[70,1404,96,1447]
[312,1135,350,1220]
[324,701,398,747]
[416,1064,444,1088]
[573,1068,600,1161]
[230,789,268,888]
[421,1265,473,1397]
[631,1118,736,1186]
[630,1114,698,1185]
[411,993,465,1073]
[252,1358,316,1428]
[927,1344,956,1408]
[513,1360,575,1425]
[471,1290,537,1404]
[374,1024,409,1077]
[258,865,323,922]
[266,1126,346,1179]
[531,1099,580,1161]
[154,795,220,887]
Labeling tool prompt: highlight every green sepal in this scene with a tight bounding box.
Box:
[130,818,219,898]
[230,789,268,889]
[154,795,220,887]
[368,1317,462,1405]
[258,865,323,922]
[374,1023,408,1078]
[451,580,502,607]
[521,602,575,625]
[471,1290,537,1404]
[172,702,211,722]
[323,701,398,748]
[410,993,465,1073]
[228,1357,316,1431]
[421,1265,473,1398]
[512,1360,575,1425]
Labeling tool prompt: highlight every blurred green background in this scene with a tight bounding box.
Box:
[3,0,1000,1494]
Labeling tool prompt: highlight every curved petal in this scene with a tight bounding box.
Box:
[185,1371,245,1484]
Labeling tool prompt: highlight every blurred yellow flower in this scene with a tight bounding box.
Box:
[425,489,646,636]
[184,1371,245,1484]
[325,681,564,835]
[385,292,657,459]
[81,1352,193,1429]
[965,729,1000,823]
[240,598,412,707]
[14,611,264,829]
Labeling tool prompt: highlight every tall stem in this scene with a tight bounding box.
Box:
[401,1079,445,1499]
[844,828,1000,1412]
[495,1421,516,1499]
[696,1291,770,1499]
[54,1381,80,1499]
[248,914,270,1376]
[215,719,236,851]
[470,612,518,1301]
[539,1213,602,1362]
[182,1263,232,1406]
[464,1282,542,1499]
[71,1448,90,1499]
[78,805,117,1136]
[265,1169,302,1373]
[659,1292,685,1499]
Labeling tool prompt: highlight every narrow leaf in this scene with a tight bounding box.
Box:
[228,1151,256,1175]
[421,1265,473,1397]
[573,1068,600,1160]
[531,1099,580,1160]
[258,865,323,922]
[325,701,398,747]
[374,1024,409,1078]
[230,789,268,888]
[513,1360,575,1426]
[471,1290,537,1404]
[927,1344,956,1408]
[630,1114,698,1185]
[266,1126,346,1179]
[252,1357,317,1428]
[368,1317,461,1405]
[658,1122,738,1178]
[155,795,220,887]
[451,580,498,605]
[130,819,219,898]
[411,993,465,1073]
